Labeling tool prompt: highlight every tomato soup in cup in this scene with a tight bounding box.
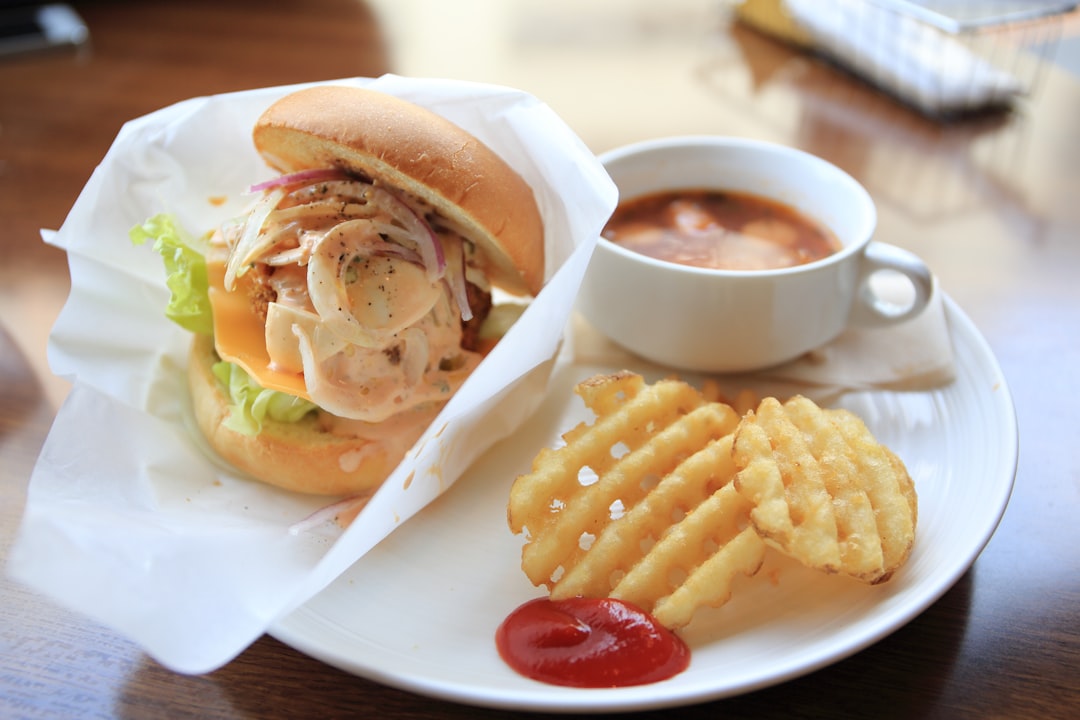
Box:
[602,188,842,271]
[577,136,933,373]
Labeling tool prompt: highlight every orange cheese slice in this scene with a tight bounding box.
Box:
[206,248,310,399]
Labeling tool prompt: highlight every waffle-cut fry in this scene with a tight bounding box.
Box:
[827,409,918,581]
[732,396,917,584]
[549,420,742,600]
[509,372,769,628]
[652,524,766,628]
[507,373,919,632]
[611,480,766,629]
[701,380,760,417]
[508,372,719,588]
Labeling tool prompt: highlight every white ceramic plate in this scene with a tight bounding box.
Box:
[270,295,1017,713]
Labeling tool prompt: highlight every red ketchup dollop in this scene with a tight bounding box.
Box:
[495,597,690,688]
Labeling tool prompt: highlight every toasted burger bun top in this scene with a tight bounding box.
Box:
[252,85,545,296]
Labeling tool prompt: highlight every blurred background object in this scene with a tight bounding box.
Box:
[0,2,87,57]
[735,0,1077,116]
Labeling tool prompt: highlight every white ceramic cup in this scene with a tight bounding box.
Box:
[577,136,934,373]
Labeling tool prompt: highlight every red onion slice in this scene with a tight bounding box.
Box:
[403,208,445,282]
[249,168,351,193]
[399,327,430,386]
[224,187,286,290]
[366,186,446,280]
[441,237,473,322]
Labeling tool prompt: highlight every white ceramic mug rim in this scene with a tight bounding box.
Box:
[597,135,876,278]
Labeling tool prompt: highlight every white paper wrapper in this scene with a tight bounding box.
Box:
[7,75,618,674]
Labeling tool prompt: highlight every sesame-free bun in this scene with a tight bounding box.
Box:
[253,85,545,296]
[188,333,433,496]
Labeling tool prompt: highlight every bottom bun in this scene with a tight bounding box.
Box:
[188,333,431,496]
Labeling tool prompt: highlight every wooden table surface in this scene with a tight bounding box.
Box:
[2,1,1078,718]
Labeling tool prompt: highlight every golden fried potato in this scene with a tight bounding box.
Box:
[508,372,765,627]
[732,396,917,584]
[507,374,919,631]
[825,408,918,581]
[700,379,760,417]
[611,473,765,629]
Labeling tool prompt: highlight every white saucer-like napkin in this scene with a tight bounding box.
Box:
[774,278,954,390]
[570,275,954,397]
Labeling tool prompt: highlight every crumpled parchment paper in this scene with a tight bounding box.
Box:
[8,74,618,674]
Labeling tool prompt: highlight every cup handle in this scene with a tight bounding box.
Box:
[849,241,934,328]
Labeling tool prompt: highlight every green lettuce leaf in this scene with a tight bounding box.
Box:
[133,213,318,432]
[212,360,317,436]
[130,213,214,336]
